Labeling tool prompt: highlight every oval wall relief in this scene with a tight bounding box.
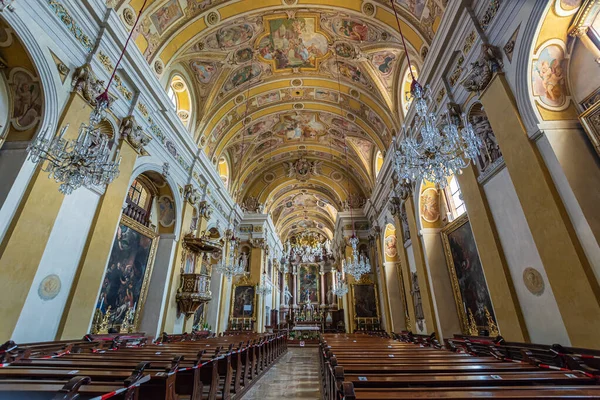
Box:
[523,267,545,296]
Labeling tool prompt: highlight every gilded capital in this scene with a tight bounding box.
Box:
[461,44,503,93]
[119,116,152,154]
[72,64,104,105]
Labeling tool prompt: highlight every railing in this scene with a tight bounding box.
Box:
[123,198,149,226]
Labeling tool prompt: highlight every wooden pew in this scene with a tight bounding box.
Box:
[0,332,287,400]
[320,333,600,400]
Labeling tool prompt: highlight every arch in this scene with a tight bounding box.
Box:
[0,11,59,242]
[129,161,183,239]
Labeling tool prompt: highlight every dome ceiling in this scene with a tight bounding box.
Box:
[120,0,447,241]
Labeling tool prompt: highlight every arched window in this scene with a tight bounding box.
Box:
[443,176,466,221]
[374,150,384,177]
[168,75,192,129]
[218,156,230,189]
[400,65,419,116]
[125,178,154,226]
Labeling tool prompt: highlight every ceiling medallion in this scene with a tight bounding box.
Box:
[291,78,303,87]
[154,60,164,75]
[206,11,220,26]
[293,103,304,110]
[349,88,360,98]
[283,156,323,182]
[282,0,298,5]
[235,94,245,104]
[362,1,376,16]
[122,7,135,27]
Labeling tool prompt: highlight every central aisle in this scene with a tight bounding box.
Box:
[241,347,321,399]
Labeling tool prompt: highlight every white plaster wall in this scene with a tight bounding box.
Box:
[569,40,600,105]
[537,132,600,283]
[205,273,223,332]
[139,235,177,340]
[484,168,570,345]
[12,187,99,342]
[375,264,388,331]
[0,75,9,139]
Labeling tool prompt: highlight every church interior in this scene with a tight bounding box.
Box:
[1,0,600,398]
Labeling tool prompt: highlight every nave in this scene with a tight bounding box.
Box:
[1,330,600,399]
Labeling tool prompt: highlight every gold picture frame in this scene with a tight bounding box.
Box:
[351,279,380,321]
[92,215,159,334]
[441,213,498,336]
[230,276,257,320]
[297,263,321,305]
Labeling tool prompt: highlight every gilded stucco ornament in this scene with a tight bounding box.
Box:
[72,64,104,105]
[388,197,402,217]
[184,184,200,206]
[283,156,323,182]
[120,116,152,154]
[199,201,213,219]
[461,44,503,93]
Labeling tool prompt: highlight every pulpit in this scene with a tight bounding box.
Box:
[175,232,220,324]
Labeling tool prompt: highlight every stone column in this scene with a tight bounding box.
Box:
[478,73,600,347]
[390,198,416,332]
[405,195,439,335]
[320,269,326,308]
[457,164,529,341]
[372,231,393,333]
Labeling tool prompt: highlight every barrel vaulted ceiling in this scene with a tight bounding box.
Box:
[118,0,447,241]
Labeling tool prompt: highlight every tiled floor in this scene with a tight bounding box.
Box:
[241,348,321,399]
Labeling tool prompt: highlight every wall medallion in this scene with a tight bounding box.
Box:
[523,267,545,296]
[420,187,440,223]
[38,274,61,301]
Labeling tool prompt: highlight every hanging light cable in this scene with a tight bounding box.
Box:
[27,0,150,194]
[389,0,482,189]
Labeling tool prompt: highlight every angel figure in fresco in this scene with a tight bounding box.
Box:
[534,59,565,103]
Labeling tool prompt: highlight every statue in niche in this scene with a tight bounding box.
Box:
[411,272,425,331]
[400,204,410,242]
[283,285,292,307]
[238,252,249,273]
[471,110,502,173]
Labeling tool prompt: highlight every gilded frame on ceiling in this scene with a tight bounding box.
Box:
[256,13,332,73]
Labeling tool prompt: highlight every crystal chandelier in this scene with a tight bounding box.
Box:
[389,0,482,189]
[332,270,348,297]
[0,0,15,12]
[214,234,246,281]
[256,273,272,296]
[343,235,371,279]
[27,0,150,194]
[27,100,121,195]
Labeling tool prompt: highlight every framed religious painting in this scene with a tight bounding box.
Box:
[441,214,499,336]
[351,282,379,319]
[92,215,159,334]
[231,281,257,319]
[298,264,319,305]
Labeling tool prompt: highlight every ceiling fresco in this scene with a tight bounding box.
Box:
[118,0,447,240]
